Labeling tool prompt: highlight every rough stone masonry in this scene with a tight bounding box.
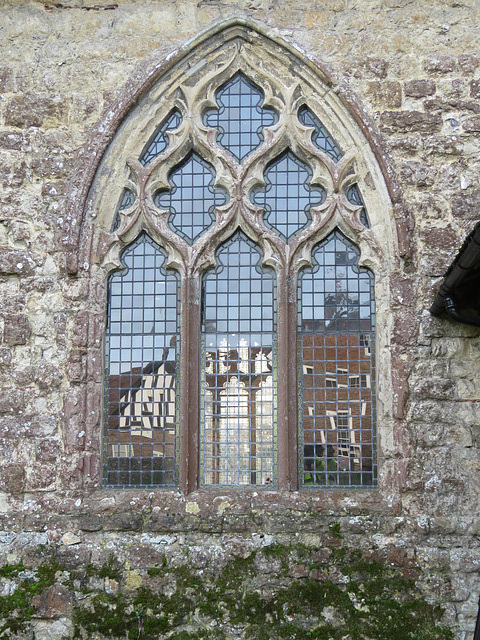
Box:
[0,0,479,638]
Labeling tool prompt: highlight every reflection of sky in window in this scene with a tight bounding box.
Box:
[155,154,227,244]
[204,73,277,162]
[298,106,343,163]
[252,152,325,241]
[140,110,183,166]
[112,188,135,232]
[118,188,135,210]
[202,232,276,336]
[107,235,179,375]
[347,184,370,228]
[300,231,375,333]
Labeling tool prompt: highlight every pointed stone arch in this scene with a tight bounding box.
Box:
[64,19,411,277]
[66,19,412,493]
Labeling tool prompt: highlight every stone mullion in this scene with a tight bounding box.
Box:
[178,269,201,493]
[286,269,300,490]
[276,266,298,490]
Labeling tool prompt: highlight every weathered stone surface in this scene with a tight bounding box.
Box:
[0,160,26,189]
[469,79,480,99]
[0,67,13,92]
[392,310,418,345]
[0,389,25,414]
[463,115,480,132]
[423,56,456,74]
[0,462,25,493]
[365,57,389,79]
[32,584,73,618]
[458,54,479,74]
[423,136,463,156]
[380,110,442,134]
[404,79,436,98]
[400,161,437,187]
[3,314,31,346]
[424,97,480,114]
[365,81,402,108]
[451,190,480,219]
[0,250,41,277]
[0,131,23,150]
[5,94,68,129]
[34,364,63,390]
[76,515,102,531]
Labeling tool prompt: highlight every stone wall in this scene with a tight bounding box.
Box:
[0,0,479,638]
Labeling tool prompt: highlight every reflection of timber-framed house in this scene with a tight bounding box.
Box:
[106,325,374,486]
[106,359,177,484]
[301,330,374,476]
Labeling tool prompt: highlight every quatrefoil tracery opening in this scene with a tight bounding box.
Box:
[251,151,326,242]
[204,72,278,162]
[154,153,228,245]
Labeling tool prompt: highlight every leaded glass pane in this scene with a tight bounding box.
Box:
[298,105,343,163]
[140,110,182,166]
[201,232,277,487]
[105,234,180,487]
[299,231,376,488]
[204,72,277,162]
[155,153,227,244]
[347,184,370,228]
[252,151,325,241]
[112,188,135,232]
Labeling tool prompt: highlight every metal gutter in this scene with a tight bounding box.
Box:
[443,295,480,328]
[430,221,480,326]
[474,594,480,640]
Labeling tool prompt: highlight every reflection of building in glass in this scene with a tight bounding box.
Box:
[299,231,376,487]
[200,231,277,487]
[106,359,177,486]
[301,332,375,485]
[203,342,274,486]
[104,233,179,488]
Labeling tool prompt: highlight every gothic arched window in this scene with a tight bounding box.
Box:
[89,26,394,492]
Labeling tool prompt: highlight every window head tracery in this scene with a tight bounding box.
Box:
[140,109,183,166]
[298,105,344,163]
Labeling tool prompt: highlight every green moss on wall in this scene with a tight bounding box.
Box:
[0,545,453,640]
[0,559,62,636]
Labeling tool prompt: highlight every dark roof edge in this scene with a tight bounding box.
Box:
[430,220,480,318]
